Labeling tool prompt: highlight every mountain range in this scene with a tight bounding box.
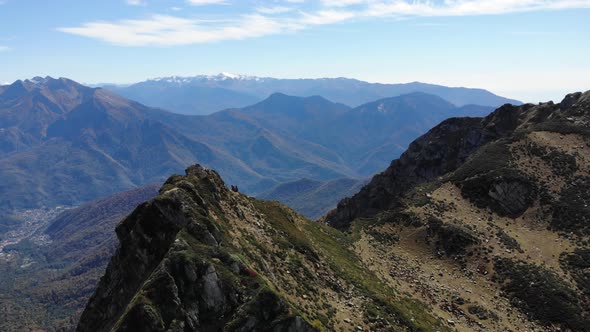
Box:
[106,73,521,115]
[0,77,497,214]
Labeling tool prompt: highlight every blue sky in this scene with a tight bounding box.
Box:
[0,0,589,102]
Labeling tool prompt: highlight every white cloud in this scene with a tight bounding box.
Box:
[299,10,356,25]
[126,0,145,5]
[360,0,590,17]
[256,6,294,14]
[321,0,367,7]
[58,14,286,46]
[0,46,10,52]
[186,0,228,5]
[59,0,590,46]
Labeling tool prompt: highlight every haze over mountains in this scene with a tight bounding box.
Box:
[105,73,521,115]
[0,76,500,213]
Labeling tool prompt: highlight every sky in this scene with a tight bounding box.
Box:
[0,0,589,102]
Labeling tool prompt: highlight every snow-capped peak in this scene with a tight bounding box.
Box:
[149,73,266,85]
[219,72,240,79]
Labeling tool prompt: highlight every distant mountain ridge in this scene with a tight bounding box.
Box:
[106,73,521,115]
[0,76,497,213]
[0,78,221,210]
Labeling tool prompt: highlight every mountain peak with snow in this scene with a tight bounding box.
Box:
[149,73,267,85]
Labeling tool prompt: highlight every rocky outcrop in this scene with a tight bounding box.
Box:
[459,171,537,217]
[77,165,315,332]
[426,217,481,257]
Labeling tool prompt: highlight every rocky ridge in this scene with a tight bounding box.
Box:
[77,165,449,332]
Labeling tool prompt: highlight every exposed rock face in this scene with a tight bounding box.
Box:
[459,171,537,217]
[77,165,447,332]
[490,180,534,215]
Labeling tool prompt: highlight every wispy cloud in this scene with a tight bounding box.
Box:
[126,0,146,5]
[359,0,590,16]
[256,6,294,14]
[0,46,11,52]
[59,0,590,46]
[58,14,289,46]
[186,0,228,5]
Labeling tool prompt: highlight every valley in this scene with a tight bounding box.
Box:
[0,207,69,261]
[0,185,159,332]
